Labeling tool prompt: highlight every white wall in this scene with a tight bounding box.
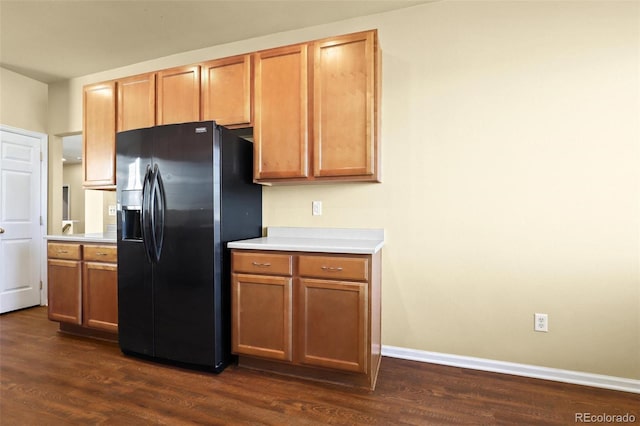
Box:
[46,1,639,379]
[0,67,48,133]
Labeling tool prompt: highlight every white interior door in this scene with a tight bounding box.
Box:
[0,127,45,313]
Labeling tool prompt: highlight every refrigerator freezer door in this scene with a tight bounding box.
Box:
[117,127,155,357]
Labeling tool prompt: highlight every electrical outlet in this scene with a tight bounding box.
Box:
[108,205,117,216]
[534,313,548,332]
[312,201,322,216]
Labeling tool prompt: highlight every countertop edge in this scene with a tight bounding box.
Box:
[45,234,117,244]
[227,239,384,255]
[228,227,385,255]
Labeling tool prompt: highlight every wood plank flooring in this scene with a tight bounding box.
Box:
[1,307,638,425]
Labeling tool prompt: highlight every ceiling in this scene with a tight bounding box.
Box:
[0,0,428,84]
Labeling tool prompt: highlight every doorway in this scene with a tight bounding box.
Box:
[60,134,85,234]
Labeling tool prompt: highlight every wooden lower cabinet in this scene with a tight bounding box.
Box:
[231,249,382,389]
[47,242,118,339]
[83,261,118,333]
[232,274,292,361]
[297,278,368,373]
[48,258,82,324]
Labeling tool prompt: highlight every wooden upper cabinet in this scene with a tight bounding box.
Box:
[81,29,381,186]
[313,30,380,181]
[156,65,201,125]
[83,81,116,188]
[253,44,309,180]
[253,30,381,184]
[202,55,252,127]
[117,72,156,132]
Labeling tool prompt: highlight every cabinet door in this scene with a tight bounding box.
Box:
[117,72,156,132]
[47,259,82,324]
[313,30,379,179]
[157,65,201,125]
[297,278,368,373]
[202,55,252,127]
[232,273,292,361]
[83,261,118,332]
[254,44,309,180]
[83,81,116,188]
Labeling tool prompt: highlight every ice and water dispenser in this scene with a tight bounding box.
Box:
[119,158,144,241]
[121,190,142,240]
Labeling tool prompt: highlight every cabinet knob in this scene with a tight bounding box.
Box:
[252,261,272,267]
[0,227,4,234]
[321,266,343,272]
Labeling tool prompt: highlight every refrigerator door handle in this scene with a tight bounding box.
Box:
[141,164,155,263]
[150,163,166,262]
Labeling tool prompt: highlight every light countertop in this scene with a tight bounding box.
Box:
[227,227,384,254]
[46,233,117,244]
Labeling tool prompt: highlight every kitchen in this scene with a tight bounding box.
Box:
[1,0,638,423]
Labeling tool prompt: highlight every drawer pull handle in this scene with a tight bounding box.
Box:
[252,262,272,267]
[57,250,69,254]
[321,266,343,272]
[96,252,108,256]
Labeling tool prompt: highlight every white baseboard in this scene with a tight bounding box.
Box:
[381,345,640,394]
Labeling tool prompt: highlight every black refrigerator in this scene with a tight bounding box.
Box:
[116,121,262,372]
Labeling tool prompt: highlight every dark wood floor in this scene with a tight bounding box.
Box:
[1,307,638,425]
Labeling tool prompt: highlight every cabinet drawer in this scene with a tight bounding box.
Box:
[48,243,82,260]
[232,251,293,276]
[299,255,369,281]
[84,245,117,263]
